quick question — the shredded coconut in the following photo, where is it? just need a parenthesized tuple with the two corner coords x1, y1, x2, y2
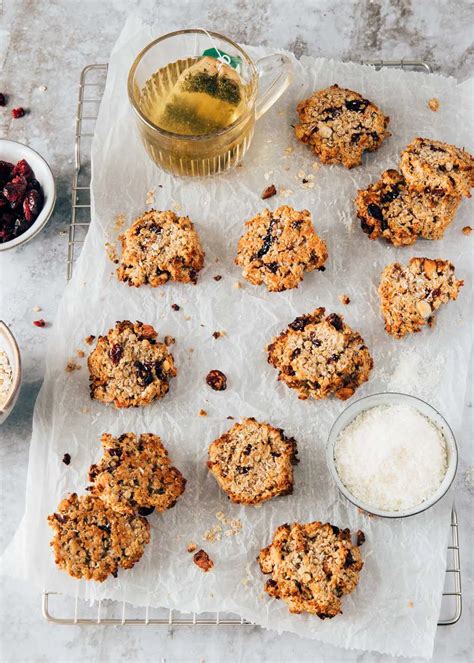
(335, 404, 448, 511)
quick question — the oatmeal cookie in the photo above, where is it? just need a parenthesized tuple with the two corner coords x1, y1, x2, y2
(116, 210, 205, 287)
(88, 433, 186, 516)
(258, 521, 363, 618)
(47, 493, 150, 582)
(207, 418, 298, 505)
(355, 169, 461, 246)
(235, 206, 328, 292)
(295, 84, 390, 168)
(88, 320, 177, 408)
(267, 308, 373, 401)
(400, 138, 474, 198)
(378, 257, 464, 338)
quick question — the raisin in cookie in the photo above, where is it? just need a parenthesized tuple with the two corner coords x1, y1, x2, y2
(267, 308, 373, 401)
(47, 493, 150, 582)
(235, 206, 327, 292)
(88, 433, 186, 516)
(295, 84, 390, 168)
(258, 521, 363, 618)
(378, 257, 464, 338)
(88, 321, 177, 408)
(400, 138, 474, 198)
(207, 418, 298, 505)
(355, 169, 461, 246)
(116, 210, 205, 287)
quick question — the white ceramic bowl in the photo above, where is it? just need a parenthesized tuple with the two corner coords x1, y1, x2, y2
(0, 138, 56, 251)
(0, 321, 22, 424)
(326, 392, 458, 518)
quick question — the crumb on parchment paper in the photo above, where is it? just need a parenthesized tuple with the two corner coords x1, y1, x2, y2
(462, 226, 472, 235)
(193, 549, 214, 572)
(187, 542, 197, 553)
(85, 335, 95, 345)
(105, 242, 118, 264)
(428, 98, 440, 111)
(113, 213, 126, 230)
(339, 294, 351, 305)
(66, 360, 81, 373)
(199, 409, 207, 417)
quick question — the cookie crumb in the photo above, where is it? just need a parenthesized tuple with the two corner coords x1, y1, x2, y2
(212, 331, 225, 339)
(204, 524, 222, 542)
(184, 315, 191, 321)
(213, 275, 222, 281)
(206, 370, 227, 391)
(145, 189, 155, 205)
(233, 281, 242, 289)
(427, 98, 440, 112)
(408, 600, 414, 608)
(356, 530, 365, 546)
(187, 542, 197, 553)
(171, 304, 180, 311)
(32, 305, 42, 312)
(113, 213, 126, 231)
(261, 184, 277, 200)
(284, 146, 293, 155)
(199, 409, 208, 417)
(339, 294, 351, 305)
(226, 415, 234, 420)
(105, 242, 119, 264)
(164, 335, 175, 346)
(62, 453, 71, 466)
(66, 360, 81, 372)
(193, 549, 214, 572)
(76, 350, 85, 358)
(462, 225, 472, 235)
(85, 335, 96, 345)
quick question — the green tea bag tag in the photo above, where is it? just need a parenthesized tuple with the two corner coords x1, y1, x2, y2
(202, 47, 242, 72)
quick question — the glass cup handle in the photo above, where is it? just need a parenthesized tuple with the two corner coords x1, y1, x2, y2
(254, 54, 293, 120)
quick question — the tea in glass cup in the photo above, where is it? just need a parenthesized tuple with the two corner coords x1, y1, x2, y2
(128, 30, 292, 177)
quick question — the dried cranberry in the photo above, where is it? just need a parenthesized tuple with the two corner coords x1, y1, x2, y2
(138, 506, 155, 517)
(327, 313, 343, 331)
(261, 184, 277, 199)
(134, 360, 154, 385)
(345, 99, 368, 112)
(171, 304, 180, 311)
(13, 217, 30, 236)
(0, 161, 13, 185)
(13, 159, 33, 181)
(109, 344, 123, 364)
(356, 530, 366, 546)
(0, 93, 6, 106)
(289, 315, 310, 332)
(23, 189, 42, 222)
(11, 107, 25, 119)
(380, 188, 400, 204)
(62, 453, 71, 465)
(33, 319, 46, 327)
(206, 369, 227, 391)
(27, 178, 42, 192)
(360, 218, 374, 235)
(367, 203, 384, 222)
(256, 219, 275, 258)
(3, 176, 27, 208)
(266, 262, 279, 273)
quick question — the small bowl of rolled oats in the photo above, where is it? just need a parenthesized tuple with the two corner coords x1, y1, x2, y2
(0, 321, 21, 424)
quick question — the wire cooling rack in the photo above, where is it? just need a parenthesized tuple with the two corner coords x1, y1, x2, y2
(46, 61, 462, 627)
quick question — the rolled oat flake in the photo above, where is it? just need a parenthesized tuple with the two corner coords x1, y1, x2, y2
(335, 404, 448, 511)
(0, 350, 13, 409)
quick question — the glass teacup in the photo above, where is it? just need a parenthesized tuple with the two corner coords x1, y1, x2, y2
(128, 29, 292, 177)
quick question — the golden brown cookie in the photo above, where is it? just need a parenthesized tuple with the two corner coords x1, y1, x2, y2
(207, 418, 298, 505)
(117, 210, 205, 287)
(88, 433, 186, 516)
(47, 493, 150, 582)
(295, 84, 390, 168)
(235, 206, 327, 292)
(355, 169, 461, 246)
(267, 308, 373, 401)
(88, 321, 177, 408)
(258, 521, 364, 618)
(378, 257, 464, 338)
(400, 138, 474, 198)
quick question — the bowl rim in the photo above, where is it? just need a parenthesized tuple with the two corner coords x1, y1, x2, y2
(326, 391, 458, 519)
(0, 138, 57, 252)
(0, 320, 22, 416)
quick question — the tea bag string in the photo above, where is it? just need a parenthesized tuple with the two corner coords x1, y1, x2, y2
(195, 28, 232, 69)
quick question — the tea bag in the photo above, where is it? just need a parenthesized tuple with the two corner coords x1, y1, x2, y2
(158, 56, 246, 135)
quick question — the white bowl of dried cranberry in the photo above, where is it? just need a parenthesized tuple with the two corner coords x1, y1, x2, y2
(0, 138, 56, 251)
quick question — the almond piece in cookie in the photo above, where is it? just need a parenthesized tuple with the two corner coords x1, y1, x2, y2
(235, 206, 327, 292)
(378, 257, 464, 338)
(295, 84, 390, 168)
(207, 418, 298, 505)
(258, 521, 363, 617)
(117, 209, 205, 287)
(267, 308, 373, 400)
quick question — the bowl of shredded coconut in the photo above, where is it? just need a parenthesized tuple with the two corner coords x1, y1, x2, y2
(0, 321, 21, 424)
(327, 392, 458, 518)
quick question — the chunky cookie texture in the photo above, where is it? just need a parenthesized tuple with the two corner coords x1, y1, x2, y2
(235, 206, 328, 292)
(378, 257, 464, 338)
(88, 433, 186, 516)
(355, 169, 461, 246)
(400, 138, 474, 198)
(88, 321, 177, 408)
(258, 521, 364, 618)
(267, 308, 373, 401)
(47, 493, 150, 582)
(116, 210, 205, 287)
(295, 84, 390, 168)
(207, 418, 298, 505)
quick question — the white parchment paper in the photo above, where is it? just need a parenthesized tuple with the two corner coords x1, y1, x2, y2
(3, 17, 473, 659)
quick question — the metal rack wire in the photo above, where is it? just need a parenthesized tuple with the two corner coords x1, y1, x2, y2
(48, 60, 461, 627)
